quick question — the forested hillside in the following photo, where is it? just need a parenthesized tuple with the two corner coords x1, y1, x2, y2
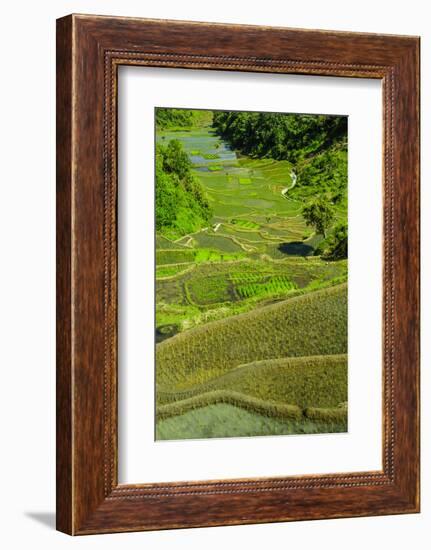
(155, 140, 212, 239)
(156, 108, 212, 130)
(212, 111, 346, 163)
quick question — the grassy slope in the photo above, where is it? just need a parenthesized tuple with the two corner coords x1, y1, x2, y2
(157, 354, 347, 409)
(157, 389, 347, 425)
(157, 390, 302, 421)
(156, 403, 347, 440)
(156, 354, 347, 433)
(156, 283, 347, 389)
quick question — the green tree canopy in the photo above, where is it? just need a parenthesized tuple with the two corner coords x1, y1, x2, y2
(155, 140, 212, 239)
(319, 222, 348, 260)
(301, 198, 335, 238)
(156, 108, 213, 130)
(155, 108, 195, 129)
(212, 110, 347, 164)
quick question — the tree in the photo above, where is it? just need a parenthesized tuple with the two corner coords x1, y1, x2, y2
(212, 110, 347, 165)
(323, 222, 348, 259)
(160, 139, 191, 180)
(155, 108, 194, 129)
(155, 140, 212, 239)
(301, 198, 335, 238)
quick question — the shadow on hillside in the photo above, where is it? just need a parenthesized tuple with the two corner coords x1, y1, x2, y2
(278, 242, 314, 257)
(156, 324, 179, 344)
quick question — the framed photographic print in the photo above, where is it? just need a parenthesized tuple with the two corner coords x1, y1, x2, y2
(56, 14, 420, 535)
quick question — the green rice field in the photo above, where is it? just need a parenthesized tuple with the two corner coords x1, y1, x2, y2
(155, 109, 348, 440)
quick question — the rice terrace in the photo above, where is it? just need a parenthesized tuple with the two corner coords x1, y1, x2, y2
(154, 107, 348, 440)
